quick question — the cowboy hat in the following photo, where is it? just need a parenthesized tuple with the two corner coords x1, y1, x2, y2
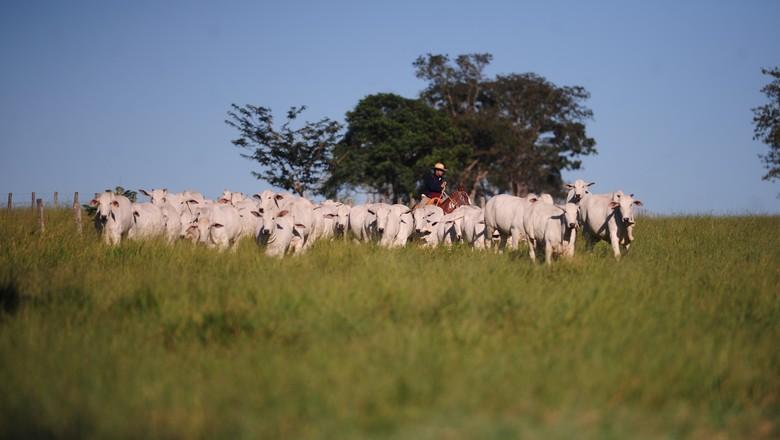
(433, 162, 447, 172)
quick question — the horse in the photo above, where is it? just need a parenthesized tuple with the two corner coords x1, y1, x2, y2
(427, 185, 472, 214)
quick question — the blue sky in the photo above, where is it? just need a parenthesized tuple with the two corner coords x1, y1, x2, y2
(1, 0, 779, 213)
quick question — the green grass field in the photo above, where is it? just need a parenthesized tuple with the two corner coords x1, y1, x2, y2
(0, 209, 778, 439)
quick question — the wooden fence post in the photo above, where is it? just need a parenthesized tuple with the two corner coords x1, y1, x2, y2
(6, 193, 11, 209)
(53, 191, 59, 207)
(31, 192, 36, 211)
(73, 192, 82, 235)
(37, 198, 45, 233)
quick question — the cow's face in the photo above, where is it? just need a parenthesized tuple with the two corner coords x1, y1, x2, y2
(609, 192, 643, 225)
(372, 205, 391, 233)
(218, 190, 232, 204)
(140, 188, 168, 205)
(562, 203, 579, 229)
(335, 205, 350, 231)
(90, 192, 116, 221)
(185, 213, 211, 244)
(565, 179, 595, 202)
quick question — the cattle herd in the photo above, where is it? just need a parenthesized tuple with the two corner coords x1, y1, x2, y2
(89, 179, 643, 263)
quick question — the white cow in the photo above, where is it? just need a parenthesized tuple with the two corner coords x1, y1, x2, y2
(232, 199, 263, 241)
(579, 191, 643, 259)
(335, 203, 351, 239)
(418, 210, 465, 248)
(218, 189, 247, 206)
(312, 201, 342, 242)
(90, 192, 134, 246)
(253, 190, 295, 215)
(484, 193, 539, 251)
(394, 208, 415, 247)
(256, 196, 315, 253)
(524, 202, 579, 264)
(565, 179, 595, 204)
(379, 204, 413, 248)
(456, 205, 487, 249)
(539, 193, 555, 205)
(179, 199, 213, 239)
(139, 189, 181, 243)
(184, 205, 214, 245)
(253, 209, 307, 257)
(412, 205, 444, 237)
(370, 203, 394, 241)
(207, 204, 243, 251)
(348, 204, 377, 242)
(128, 203, 165, 240)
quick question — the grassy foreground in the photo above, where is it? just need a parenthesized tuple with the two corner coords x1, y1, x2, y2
(0, 209, 778, 439)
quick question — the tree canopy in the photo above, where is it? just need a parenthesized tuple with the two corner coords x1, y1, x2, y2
(752, 67, 780, 183)
(322, 93, 470, 202)
(414, 53, 597, 197)
(226, 105, 342, 196)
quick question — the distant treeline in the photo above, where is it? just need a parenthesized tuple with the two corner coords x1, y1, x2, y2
(227, 53, 597, 202)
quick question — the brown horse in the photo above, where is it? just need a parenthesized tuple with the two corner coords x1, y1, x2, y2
(428, 186, 472, 214)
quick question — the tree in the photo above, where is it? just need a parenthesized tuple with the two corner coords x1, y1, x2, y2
(322, 93, 470, 202)
(414, 53, 597, 197)
(752, 67, 780, 183)
(225, 104, 342, 196)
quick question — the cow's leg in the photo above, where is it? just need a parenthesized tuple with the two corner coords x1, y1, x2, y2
(528, 239, 537, 263)
(544, 241, 553, 265)
(498, 233, 508, 253)
(510, 226, 523, 252)
(484, 224, 497, 251)
(609, 230, 621, 259)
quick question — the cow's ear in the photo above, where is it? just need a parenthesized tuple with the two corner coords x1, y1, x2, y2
(608, 201, 619, 209)
(528, 197, 538, 203)
(277, 210, 289, 217)
(250, 211, 262, 218)
(587, 181, 596, 187)
(431, 222, 438, 226)
(212, 223, 224, 228)
(367, 209, 375, 215)
(90, 199, 98, 207)
(313, 206, 321, 210)
(163, 188, 168, 193)
(294, 223, 306, 228)
(111, 200, 120, 207)
(564, 184, 574, 189)
(275, 224, 284, 230)
(324, 213, 337, 219)
(133, 211, 140, 217)
(252, 193, 262, 200)
(274, 194, 285, 200)
(139, 189, 150, 196)
(633, 200, 643, 207)
(187, 199, 199, 204)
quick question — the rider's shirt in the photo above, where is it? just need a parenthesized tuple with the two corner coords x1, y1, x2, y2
(423, 171, 446, 198)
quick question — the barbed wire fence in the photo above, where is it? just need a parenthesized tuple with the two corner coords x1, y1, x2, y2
(2, 191, 103, 210)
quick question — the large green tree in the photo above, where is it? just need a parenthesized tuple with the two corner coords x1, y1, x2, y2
(414, 53, 597, 197)
(752, 67, 780, 183)
(322, 93, 470, 202)
(226, 104, 342, 196)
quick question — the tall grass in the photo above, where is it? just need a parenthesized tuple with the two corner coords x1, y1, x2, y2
(0, 209, 778, 438)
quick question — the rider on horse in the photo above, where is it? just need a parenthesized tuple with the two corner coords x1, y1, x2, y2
(418, 162, 471, 213)
(421, 162, 447, 204)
